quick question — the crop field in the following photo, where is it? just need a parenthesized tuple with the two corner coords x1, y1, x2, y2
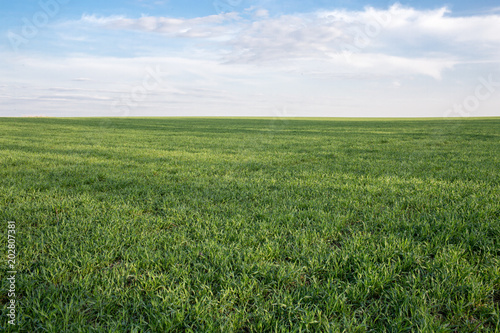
(0, 117, 499, 332)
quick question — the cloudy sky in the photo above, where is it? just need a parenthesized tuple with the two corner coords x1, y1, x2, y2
(1, 0, 500, 117)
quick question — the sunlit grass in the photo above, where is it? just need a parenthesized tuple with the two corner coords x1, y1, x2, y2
(1, 117, 499, 332)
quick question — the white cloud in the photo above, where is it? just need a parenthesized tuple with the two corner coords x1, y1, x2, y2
(73, 4, 500, 80)
(355, 4, 500, 43)
(79, 12, 240, 38)
(254, 9, 269, 18)
(227, 5, 500, 65)
(314, 54, 456, 80)
(244, 6, 269, 19)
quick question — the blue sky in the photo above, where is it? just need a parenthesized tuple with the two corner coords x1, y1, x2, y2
(1, 0, 500, 117)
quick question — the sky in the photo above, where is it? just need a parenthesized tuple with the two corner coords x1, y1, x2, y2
(1, 0, 500, 117)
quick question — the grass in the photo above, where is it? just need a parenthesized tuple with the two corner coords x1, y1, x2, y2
(0, 117, 499, 332)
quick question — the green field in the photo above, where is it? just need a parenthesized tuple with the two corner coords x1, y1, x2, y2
(1, 117, 499, 332)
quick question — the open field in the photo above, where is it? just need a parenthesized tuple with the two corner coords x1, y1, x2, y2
(0, 117, 499, 332)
